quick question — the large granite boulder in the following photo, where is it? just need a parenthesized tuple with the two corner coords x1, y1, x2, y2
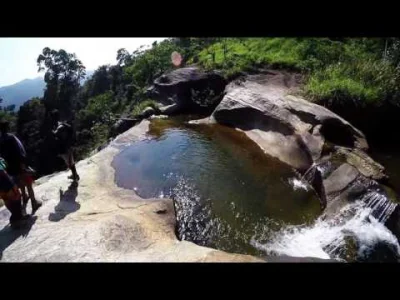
(190, 71, 391, 219)
(148, 67, 227, 115)
(210, 72, 368, 172)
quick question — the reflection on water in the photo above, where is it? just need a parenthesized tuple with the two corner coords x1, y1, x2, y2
(112, 118, 400, 261)
(113, 118, 320, 255)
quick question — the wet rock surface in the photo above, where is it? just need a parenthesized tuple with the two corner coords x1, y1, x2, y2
(324, 164, 359, 196)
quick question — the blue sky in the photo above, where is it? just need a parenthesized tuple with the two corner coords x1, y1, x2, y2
(0, 38, 165, 87)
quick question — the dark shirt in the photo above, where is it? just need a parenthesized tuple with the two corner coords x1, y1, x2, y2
(53, 122, 73, 154)
(0, 133, 27, 176)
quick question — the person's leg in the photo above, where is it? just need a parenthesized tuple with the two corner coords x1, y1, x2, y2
(20, 184, 29, 215)
(18, 168, 42, 214)
(2, 188, 27, 228)
(69, 165, 79, 181)
(60, 153, 74, 179)
(27, 183, 42, 214)
(20, 184, 29, 208)
(67, 150, 79, 181)
(12, 174, 28, 215)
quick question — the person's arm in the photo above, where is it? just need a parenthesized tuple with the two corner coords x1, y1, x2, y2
(53, 123, 64, 139)
(11, 135, 27, 165)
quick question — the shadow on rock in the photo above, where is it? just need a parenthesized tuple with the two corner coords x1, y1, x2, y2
(0, 215, 37, 260)
(49, 181, 80, 222)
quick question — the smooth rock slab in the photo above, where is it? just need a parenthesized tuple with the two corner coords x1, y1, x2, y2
(323, 163, 359, 196)
(0, 121, 263, 262)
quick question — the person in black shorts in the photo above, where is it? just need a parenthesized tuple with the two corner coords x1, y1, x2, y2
(50, 110, 80, 182)
(0, 121, 42, 214)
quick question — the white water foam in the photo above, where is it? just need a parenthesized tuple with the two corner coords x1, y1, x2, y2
(288, 178, 309, 191)
(252, 199, 400, 261)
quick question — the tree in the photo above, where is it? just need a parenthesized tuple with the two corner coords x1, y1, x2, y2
(116, 48, 132, 66)
(0, 97, 17, 129)
(77, 92, 114, 128)
(37, 47, 86, 120)
(16, 98, 48, 174)
(86, 65, 112, 98)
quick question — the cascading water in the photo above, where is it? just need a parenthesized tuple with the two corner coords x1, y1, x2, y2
(252, 189, 400, 262)
(288, 178, 309, 191)
(361, 190, 397, 223)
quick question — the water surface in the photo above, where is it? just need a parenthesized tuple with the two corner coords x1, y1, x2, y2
(112, 118, 400, 261)
(113, 118, 320, 255)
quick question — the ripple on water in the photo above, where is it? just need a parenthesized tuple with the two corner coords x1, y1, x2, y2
(111, 119, 338, 257)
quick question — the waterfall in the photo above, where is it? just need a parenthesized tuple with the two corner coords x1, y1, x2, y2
(300, 163, 317, 183)
(252, 190, 400, 262)
(287, 163, 320, 192)
(361, 190, 397, 223)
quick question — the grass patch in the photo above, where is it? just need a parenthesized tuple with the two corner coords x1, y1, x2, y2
(304, 59, 398, 107)
(196, 38, 346, 76)
(194, 38, 400, 107)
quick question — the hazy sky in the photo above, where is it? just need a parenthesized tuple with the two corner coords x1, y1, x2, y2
(0, 38, 166, 87)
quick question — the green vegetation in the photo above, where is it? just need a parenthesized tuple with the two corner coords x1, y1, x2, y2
(131, 99, 159, 117)
(2, 37, 400, 176)
(0, 97, 17, 131)
(195, 38, 400, 107)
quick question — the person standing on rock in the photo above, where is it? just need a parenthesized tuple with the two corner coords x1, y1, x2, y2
(0, 156, 29, 228)
(0, 121, 42, 214)
(50, 110, 80, 182)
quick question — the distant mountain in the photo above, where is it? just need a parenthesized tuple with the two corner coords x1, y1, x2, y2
(0, 70, 94, 110)
(0, 77, 45, 109)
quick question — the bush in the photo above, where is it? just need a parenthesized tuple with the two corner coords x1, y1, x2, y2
(131, 99, 159, 117)
(77, 91, 114, 128)
(196, 38, 400, 107)
(305, 59, 399, 107)
(196, 38, 346, 76)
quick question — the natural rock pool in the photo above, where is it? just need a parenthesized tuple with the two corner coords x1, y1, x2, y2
(113, 117, 320, 256)
(112, 117, 400, 261)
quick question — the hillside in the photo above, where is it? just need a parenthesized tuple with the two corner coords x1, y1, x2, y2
(0, 77, 45, 109)
(0, 70, 94, 110)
